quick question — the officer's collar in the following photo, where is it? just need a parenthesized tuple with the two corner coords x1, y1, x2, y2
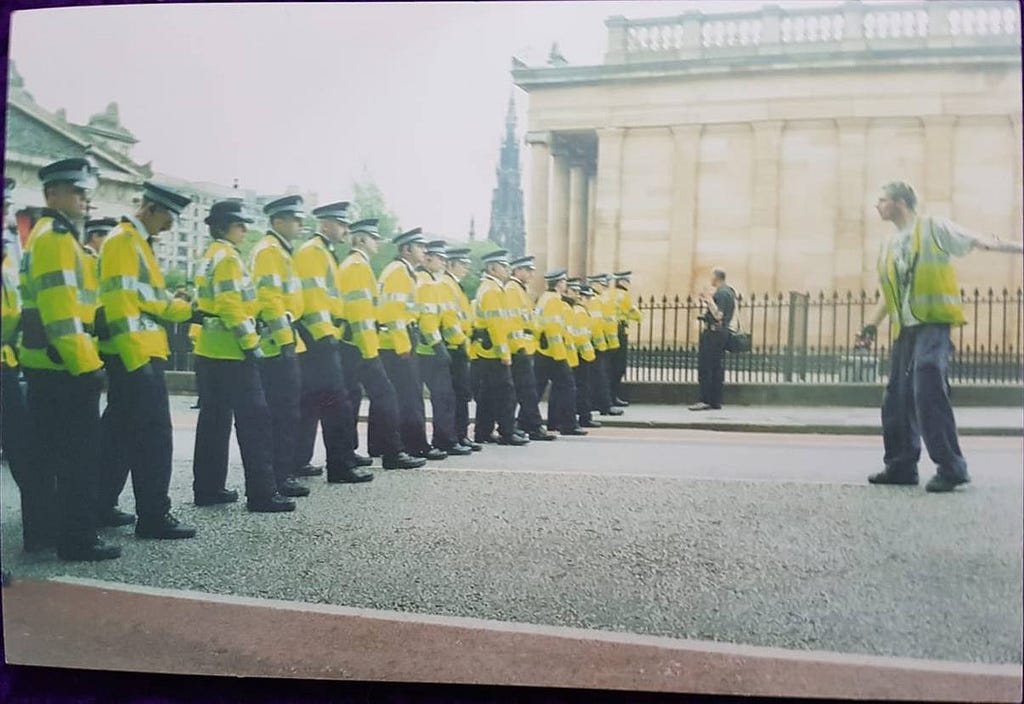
(395, 255, 417, 277)
(83, 244, 98, 256)
(508, 276, 527, 289)
(40, 208, 81, 238)
(349, 247, 370, 262)
(267, 228, 293, 253)
(482, 273, 502, 284)
(444, 270, 461, 283)
(313, 231, 333, 248)
(124, 214, 151, 241)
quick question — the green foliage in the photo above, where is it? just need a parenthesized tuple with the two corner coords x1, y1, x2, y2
(238, 229, 265, 262)
(164, 268, 188, 290)
(350, 169, 401, 241)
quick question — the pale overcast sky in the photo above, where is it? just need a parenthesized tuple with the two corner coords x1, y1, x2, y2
(9, 0, 842, 237)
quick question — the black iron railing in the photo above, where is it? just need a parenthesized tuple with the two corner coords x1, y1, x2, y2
(626, 289, 1024, 385)
(163, 288, 1024, 385)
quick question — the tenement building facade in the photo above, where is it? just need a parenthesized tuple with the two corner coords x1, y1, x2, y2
(512, 1, 1022, 299)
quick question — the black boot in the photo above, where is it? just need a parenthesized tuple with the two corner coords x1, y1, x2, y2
(278, 478, 311, 497)
(97, 507, 136, 527)
(194, 488, 239, 506)
(294, 463, 324, 477)
(247, 493, 296, 513)
(135, 513, 197, 540)
(57, 537, 122, 562)
(382, 452, 427, 470)
(327, 466, 375, 483)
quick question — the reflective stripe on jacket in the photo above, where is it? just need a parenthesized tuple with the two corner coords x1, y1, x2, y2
(503, 277, 538, 355)
(471, 275, 510, 362)
(251, 231, 305, 357)
(194, 239, 260, 360)
(337, 248, 381, 360)
(378, 258, 417, 355)
(294, 234, 342, 342)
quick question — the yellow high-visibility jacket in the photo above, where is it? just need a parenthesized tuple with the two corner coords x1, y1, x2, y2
(194, 239, 260, 360)
(414, 270, 445, 355)
(585, 297, 608, 351)
(337, 248, 381, 360)
(378, 258, 418, 356)
(503, 276, 538, 356)
(471, 274, 511, 362)
(534, 291, 568, 362)
(98, 217, 191, 371)
(436, 270, 468, 352)
(572, 302, 597, 363)
(81, 246, 100, 328)
(2, 252, 21, 368)
(294, 233, 342, 342)
(600, 288, 620, 350)
(614, 287, 642, 325)
(251, 231, 305, 358)
(18, 210, 102, 375)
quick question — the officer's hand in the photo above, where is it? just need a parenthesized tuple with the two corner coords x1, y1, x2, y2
(398, 351, 411, 359)
(501, 358, 512, 367)
(280, 342, 297, 359)
(173, 287, 191, 302)
(324, 336, 340, 348)
(243, 346, 265, 363)
(86, 368, 107, 392)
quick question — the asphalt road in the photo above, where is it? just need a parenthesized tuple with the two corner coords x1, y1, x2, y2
(2, 402, 1021, 665)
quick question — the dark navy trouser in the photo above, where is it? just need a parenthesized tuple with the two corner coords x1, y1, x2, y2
(881, 324, 968, 480)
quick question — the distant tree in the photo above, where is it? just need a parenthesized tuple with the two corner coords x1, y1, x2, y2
(238, 229, 265, 262)
(347, 168, 403, 275)
(164, 268, 187, 290)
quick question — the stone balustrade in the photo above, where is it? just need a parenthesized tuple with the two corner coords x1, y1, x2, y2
(605, 1, 1020, 63)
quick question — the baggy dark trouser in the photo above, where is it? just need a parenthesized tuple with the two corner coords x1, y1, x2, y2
(471, 357, 516, 441)
(511, 351, 544, 432)
(697, 328, 727, 407)
(96, 356, 173, 522)
(296, 338, 357, 473)
(418, 350, 458, 449)
(449, 345, 473, 441)
(191, 356, 278, 501)
(881, 324, 968, 480)
(611, 323, 628, 401)
(341, 344, 403, 458)
(590, 350, 614, 412)
(534, 354, 576, 432)
(24, 369, 100, 550)
(2, 364, 54, 548)
(379, 349, 429, 455)
(258, 352, 302, 488)
(575, 360, 594, 424)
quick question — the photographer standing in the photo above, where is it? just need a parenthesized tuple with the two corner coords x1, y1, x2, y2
(689, 268, 734, 411)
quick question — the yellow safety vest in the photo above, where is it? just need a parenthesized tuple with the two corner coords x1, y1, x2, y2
(535, 291, 568, 362)
(441, 271, 473, 357)
(572, 302, 596, 363)
(599, 289, 620, 350)
(414, 270, 444, 355)
(378, 258, 418, 355)
(194, 239, 260, 360)
(503, 277, 538, 355)
(337, 248, 381, 359)
(471, 274, 511, 362)
(294, 234, 343, 342)
(251, 231, 305, 358)
(585, 297, 608, 351)
(2, 252, 21, 368)
(432, 271, 467, 350)
(615, 287, 641, 324)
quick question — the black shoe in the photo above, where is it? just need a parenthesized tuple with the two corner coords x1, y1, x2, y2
(382, 452, 427, 470)
(867, 469, 919, 486)
(559, 427, 589, 436)
(476, 433, 501, 444)
(580, 419, 602, 428)
(194, 488, 239, 507)
(925, 473, 970, 493)
(352, 453, 374, 467)
(613, 397, 630, 407)
(57, 538, 122, 562)
(497, 434, 529, 446)
(513, 430, 529, 440)
(460, 438, 483, 452)
(247, 493, 296, 513)
(327, 466, 375, 484)
(527, 429, 557, 441)
(294, 463, 324, 477)
(416, 448, 448, 461)
(278, 478, 311, 497)
(97, 507, 136, 527)
(444, 444, 473, 456)
(601, 407, 624, 416)
(136, 513, 197, 540)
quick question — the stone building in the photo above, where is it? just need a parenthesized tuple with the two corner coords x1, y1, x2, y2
(487, 95, 527, 257)
(512, 1, 1023, 302)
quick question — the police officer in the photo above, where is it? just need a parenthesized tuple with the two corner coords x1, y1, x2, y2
(471, 249, 527, 446)
(587, 274, 623, 416)
(611, 271, 641, 405)
(535, 270, 584, 436)
(504, 255, 555, 441)
(19, 157, 117, 561)
(568, 280, 598, 430)
(378, 228, 444, 460)
(191, 200, 294, 513)
(292, 202, 372, 484)
(416, 241, 471, 455)
(336, 219, 424, 470)
(252, 195, 309, 498)
(440, 247, 481, 451)
(94, 182, 197, 539)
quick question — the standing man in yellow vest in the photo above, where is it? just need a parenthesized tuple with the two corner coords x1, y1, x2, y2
(293, 202, 372, 484)
(19, 158, 118, 561)
(611, 271, 641, 405)
(568, 280, 598, 430)
(857, 181, 1023, 492)
(472, 249, 527, 446)
(505, 255, 556, 442)
(378, 228, 444, 461)
(534, 270, 585, 436)
(337, 220, 425, 470)
(95, 182, 197, 540)
(252, 195, 309, 498)
(587, 274, 624, 416)
(440, 247, 480, 451)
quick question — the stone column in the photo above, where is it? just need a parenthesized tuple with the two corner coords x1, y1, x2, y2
(667, 124, 702, 295)
(834, 117, 869, 292)
(591, 127, 626, 276)
(586, 171, 597, 273)
(922, 115, 957, 218)
(547, 142, 571, 273)
(567, 161, 588, 277)
(747, 121, 784, 292)
(525, 132, 552, 274)
(1011, 114, 1024, 297)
